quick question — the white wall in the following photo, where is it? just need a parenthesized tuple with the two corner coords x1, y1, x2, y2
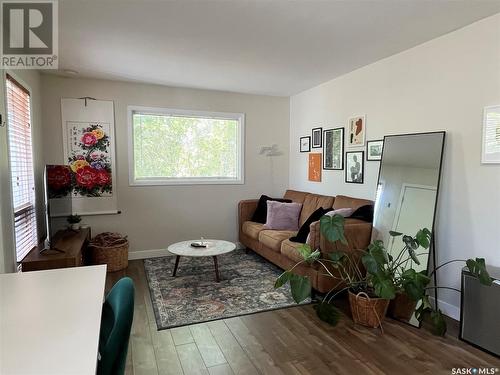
(0, 70, 44, 273)
(40, 75, 290, 255)
(289, 14, 500, 317)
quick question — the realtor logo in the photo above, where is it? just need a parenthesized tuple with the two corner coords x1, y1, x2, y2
(1, 0, 58, 68)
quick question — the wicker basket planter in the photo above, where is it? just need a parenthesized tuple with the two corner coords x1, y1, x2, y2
(348, 290, 390, 328)
(88, 232, 129, 272)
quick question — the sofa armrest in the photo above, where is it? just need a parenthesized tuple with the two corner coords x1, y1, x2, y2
(320, 222, 372, 256)
(238, 199, 259, 230)
(308, 221, 321, 250)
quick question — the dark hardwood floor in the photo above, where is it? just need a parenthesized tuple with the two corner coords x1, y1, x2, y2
(105, 260, 500, 375)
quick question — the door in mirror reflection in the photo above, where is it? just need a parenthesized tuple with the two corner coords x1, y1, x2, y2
(372, 131, 445, 327)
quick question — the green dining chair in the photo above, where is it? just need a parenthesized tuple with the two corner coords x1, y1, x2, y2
(97, 277, 135, 375)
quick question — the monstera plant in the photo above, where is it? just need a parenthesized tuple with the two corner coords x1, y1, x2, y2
(275, 215, 492, 335)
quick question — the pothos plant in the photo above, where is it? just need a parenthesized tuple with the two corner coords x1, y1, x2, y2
(275, 214, 492, 336)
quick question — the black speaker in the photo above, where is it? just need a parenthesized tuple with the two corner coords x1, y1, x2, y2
(460, 266, 500, 357)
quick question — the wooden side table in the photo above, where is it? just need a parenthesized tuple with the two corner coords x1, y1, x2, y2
(21, 228, 91, 272)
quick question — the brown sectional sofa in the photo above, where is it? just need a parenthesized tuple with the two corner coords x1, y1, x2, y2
(238, 190, 373, 293)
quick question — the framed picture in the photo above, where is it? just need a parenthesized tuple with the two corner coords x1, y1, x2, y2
(348, 116, 366, 147)
(312, 127, 322, 148)
(482, 105, 500, 163)
(308, 153, 322, 182)
(300, 136, 311, 152)
(323, 127, 344, 170)
(366, 140, 384, 161)
(345, 151, 364, 184)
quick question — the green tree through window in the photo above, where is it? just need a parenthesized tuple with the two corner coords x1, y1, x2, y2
(132, 111, 242, 183)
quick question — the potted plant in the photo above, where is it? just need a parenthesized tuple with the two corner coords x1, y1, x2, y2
(67, 214, 82, 230)
(370, 229, 433, 322)
(275, 214, 398, 329)
(275, 216, 493, 335)
(384, 230, 493, 335)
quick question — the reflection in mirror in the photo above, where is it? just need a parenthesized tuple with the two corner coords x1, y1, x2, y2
(372, 132, 445, 327)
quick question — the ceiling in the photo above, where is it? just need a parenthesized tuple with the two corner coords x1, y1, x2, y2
(53, 0, 500, 96)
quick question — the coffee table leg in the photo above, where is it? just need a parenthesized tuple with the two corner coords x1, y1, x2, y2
(172, 255, 181, 277)
(213, 256, 220, 282)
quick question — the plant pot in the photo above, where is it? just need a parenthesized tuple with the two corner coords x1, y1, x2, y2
(387, 292, 417, 322)
(71, 223, 80, 230)
(348, 290, 390, 328)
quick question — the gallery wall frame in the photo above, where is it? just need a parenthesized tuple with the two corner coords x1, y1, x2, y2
(366, 139, 384, 161)
(300, 136, 311, 152)
(345, 151, 364, 184)
(312, 127, 322, 148)
(323, 127, 344, 170)
(348, 115, 366, 147)
(482, 105, 500, 164)
(308, 153, 322, 182)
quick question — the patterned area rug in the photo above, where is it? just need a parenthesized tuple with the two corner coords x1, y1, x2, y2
(144, 249, 309, 330)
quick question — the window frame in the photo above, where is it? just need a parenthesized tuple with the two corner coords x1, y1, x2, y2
(4, 71, 38, 262)
(127, 106, 245, 186)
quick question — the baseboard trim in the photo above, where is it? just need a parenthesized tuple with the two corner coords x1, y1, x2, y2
(429, 296, 460, 321)
(128, 249, 172, 260)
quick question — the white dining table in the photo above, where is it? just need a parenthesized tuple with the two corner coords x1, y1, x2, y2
(0, 265, 107, 375)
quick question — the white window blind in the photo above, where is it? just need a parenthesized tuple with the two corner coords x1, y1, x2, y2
(6, 74, 38, 262)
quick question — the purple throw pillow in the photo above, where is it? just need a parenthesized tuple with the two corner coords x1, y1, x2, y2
(263, 201, 302, 231)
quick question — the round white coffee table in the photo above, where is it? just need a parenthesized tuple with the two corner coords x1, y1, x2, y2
(168, 239, 236, 282)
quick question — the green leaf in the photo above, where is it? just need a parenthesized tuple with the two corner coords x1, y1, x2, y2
(328, 251, 346, 263)
(289, 275, 312, 303)
(295, 245, 320, 264)
(402, 235, 418, 250)
(274, 271, 292, 289)
(401, 269, 430, 301)
(430, 309, 447, 336)
(372, 272, 396, 299)
(368, 240, 388, 265)
(305, 249, 321, 264)
(361, 253, 379, 275)
(415, 228, 431, 249)
(313, 302, 341, 326)
(297, 244, 312, 260)
(320, 214, 347, 245)
(389, 231, 403, 237)
(415, 295, 433, 322)
(407, 247, 421, 265)
(466, 258, 492, 286)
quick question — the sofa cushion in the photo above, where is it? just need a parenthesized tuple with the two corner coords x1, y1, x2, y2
(251, 195, 292, 224)
(350, 204, 374, 222)
(259, 230, 297, 252)
(290, 207, 326, 244)
(283, 190, 308, 204)
(299, 194, 335, 226)
(324, 207, 354, 218)
(281, 239, 307, 263)
(333, 195, 373, 211)
(264, 201, 302, 231)
(242, 221, 265, 240)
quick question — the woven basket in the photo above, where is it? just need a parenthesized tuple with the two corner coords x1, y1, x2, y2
(88, 232, 129, 272)
(348, 290, 390, 329)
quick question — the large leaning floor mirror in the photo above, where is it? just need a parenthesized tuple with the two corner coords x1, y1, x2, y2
(372, 131, 446, 327)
